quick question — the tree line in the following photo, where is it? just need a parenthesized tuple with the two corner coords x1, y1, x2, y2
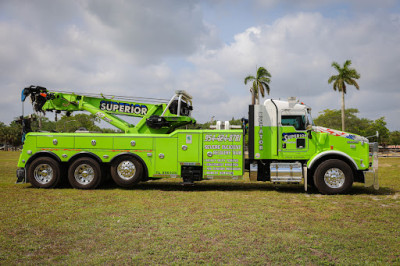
(1, 111, 398, 148)
(314, 109, 399, 145)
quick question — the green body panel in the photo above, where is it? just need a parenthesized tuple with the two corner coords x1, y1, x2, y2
(307, 130, 370, 170)
(253, 126, 278, 159)
(154, 137, 178, 177)
(113, 137, 153, 150)
(202, 130, 243, 179)
(37, 135, 74, 148)
(279, 126, 310, 160)
(178, 132, 202, 164)
(18, 129, 244, 180)
(253, 125, 369, 170)
(74, 136, 114, 149)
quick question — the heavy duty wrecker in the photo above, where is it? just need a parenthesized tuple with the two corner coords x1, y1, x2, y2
(16, 85, 378, 194)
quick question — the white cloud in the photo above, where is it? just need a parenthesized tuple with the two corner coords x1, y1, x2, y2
(0, 0, 219, 123)
(0, 0, 399, 132)
(80, 0, 220, 63)
(254, 0, 398, 11)
(183, 12, 400, 130)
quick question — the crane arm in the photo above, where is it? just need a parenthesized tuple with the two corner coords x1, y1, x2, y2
(21, 85, 196, 134)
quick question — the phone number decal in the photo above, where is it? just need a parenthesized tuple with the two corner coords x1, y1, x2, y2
(204, 134, 242, 142)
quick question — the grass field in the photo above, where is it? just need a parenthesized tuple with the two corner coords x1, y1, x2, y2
(0, 151, 399, 264)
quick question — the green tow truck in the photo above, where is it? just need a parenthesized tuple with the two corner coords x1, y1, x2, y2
(16, 86, 378, 194)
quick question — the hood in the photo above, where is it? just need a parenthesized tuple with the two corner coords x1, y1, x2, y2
(312, 126, 368, 143)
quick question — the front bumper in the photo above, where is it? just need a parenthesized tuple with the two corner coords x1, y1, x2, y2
(364, 142, 379, 190)
(16, 168, 26, 184)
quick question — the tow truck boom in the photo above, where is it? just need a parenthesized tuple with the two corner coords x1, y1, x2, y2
(21, 85, 196, 134)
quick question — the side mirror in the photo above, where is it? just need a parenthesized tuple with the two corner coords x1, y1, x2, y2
(307, 129, 312, 139)
(366, 131, 380, 140)
(306, 125, 313, 139)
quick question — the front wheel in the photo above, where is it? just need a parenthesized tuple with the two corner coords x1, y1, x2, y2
(68, 157, 102, 189)
(313, 159, 353, 194)
(111, 155, 143, 188)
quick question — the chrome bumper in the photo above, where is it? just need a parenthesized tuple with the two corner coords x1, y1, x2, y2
(364, 142, 379, 190)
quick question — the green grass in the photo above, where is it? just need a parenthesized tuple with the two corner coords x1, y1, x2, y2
(1, 151, 399, 264)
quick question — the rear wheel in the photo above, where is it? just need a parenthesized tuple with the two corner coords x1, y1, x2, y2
(111, 155, 143, 188)
(313, 159, 353, 194)
(27, 157, 61, 188)
(68, 157, 102, 189)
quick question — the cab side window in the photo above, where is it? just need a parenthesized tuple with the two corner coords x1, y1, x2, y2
(281, 115, 306, 130)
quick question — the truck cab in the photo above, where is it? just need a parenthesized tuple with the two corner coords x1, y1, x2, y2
(248, 97, 378, 194)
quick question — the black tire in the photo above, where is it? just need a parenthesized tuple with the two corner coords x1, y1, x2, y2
(110, 155, 143, 188)
(313, 159, 353, 194)
(68, 157, 102, 189)
(27, 157, 61, 188)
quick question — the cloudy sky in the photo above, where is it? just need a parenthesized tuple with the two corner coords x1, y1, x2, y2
(1, 0, 399, 130)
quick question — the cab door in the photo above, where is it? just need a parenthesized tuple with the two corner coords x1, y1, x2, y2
(279, 114, 309, 159)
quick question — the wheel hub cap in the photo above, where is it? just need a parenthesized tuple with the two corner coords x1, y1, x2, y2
(117, 161, 136, 180)
(324, 168, 345, 188)
(74, 164, 94, 185)
(34, 164, 53, 184)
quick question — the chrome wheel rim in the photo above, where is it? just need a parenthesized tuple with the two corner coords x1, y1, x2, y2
(34, 164, 53, 184)
(324, 168, 345, 188)
(117, 161, 136, 180)
(74, 164, 95, 185)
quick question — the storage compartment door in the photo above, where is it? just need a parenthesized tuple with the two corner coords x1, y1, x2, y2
(178, 133, 201, 165)
(154, 138, 178, 177)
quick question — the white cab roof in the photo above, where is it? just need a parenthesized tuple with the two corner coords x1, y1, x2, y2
(264, 99, 310, 112)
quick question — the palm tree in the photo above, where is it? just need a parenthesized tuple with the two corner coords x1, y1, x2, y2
(244, 66, 271, 105)
(328, 60, 360, 131)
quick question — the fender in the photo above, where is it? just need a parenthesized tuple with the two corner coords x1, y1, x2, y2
(307, 150, 359, 170)
(68, 151, 102, 164)
(26, 151, 61, 166)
